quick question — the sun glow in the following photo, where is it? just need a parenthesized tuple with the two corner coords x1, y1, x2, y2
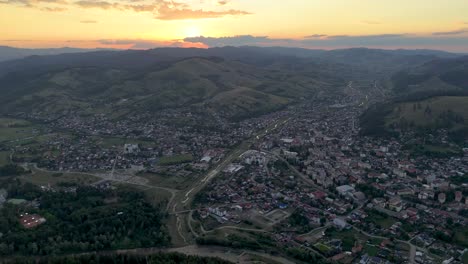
(184, 25, 201, 38)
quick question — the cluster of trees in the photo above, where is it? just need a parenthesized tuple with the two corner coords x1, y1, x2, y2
(288, 209, 312, 233)
(3, 252, 233, 264)
(196, 233, 274, 251)
(0, 183, 169, 256)
(0, 164, 28, 177)
(285, 247, 328, 264)
(355, 184, 385, 198)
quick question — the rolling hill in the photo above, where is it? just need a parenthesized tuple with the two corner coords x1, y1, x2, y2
(0, 46, 111, 62)
(391, 56, 468, 95)
(0, 52, 342, 120)
(1, 46, 464, 121)
(361, 56, 468, 140)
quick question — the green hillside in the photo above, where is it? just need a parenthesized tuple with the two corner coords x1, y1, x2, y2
(361, 96, 468, 143)
(0, 56, 341, 120)
(386, 96, 468, 129)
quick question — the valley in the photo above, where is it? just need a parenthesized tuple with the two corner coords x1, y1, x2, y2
(0, 47, 467, 264)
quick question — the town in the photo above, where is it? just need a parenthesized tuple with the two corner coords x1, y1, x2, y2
(0, 89, 467, 264)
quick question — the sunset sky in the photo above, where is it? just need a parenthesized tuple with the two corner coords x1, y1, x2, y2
(1, 0, 468, 51)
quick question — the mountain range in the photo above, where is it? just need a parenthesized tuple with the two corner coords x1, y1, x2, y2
(0, 46, 466, 121)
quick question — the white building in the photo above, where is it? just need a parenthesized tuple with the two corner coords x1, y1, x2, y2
(124, 144, 140, 154)
(336, 185, 355, 196)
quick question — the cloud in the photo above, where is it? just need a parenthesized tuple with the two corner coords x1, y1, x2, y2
(432, 28, 468, 36)
(40, 6, 66, 10)
(97, 39, 193, 49)
(74, 0, 120, 9)
(0, 0, 66, 7)
(0, 0, 251, 20)
(184, 34, 468, 50)
(80, 20, 97, 23)
(304, 34, 327, 39)
(156, 6, 250, 20)
(184, 35, 270, 46)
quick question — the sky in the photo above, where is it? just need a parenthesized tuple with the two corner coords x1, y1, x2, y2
(1, 0, 468, 52)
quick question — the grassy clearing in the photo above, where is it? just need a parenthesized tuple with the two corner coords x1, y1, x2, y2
(366, 210, 397, 229)
(386, 96, 468, 129)
(143, 187, 172, 206)
(326, 228, 369, 251)
(0, 118, 38, 142)
(0, 151, 11, 166)
(139, 172, 195, 190)
(0, 118, 32, 127)
(19, 169, 99, 186)
(158, 154, 193, 166)
(454, 226, 468, 247)
(404, 143, 462, 158)
(364, 244, 379, 256)
(463, 251, 468, 264)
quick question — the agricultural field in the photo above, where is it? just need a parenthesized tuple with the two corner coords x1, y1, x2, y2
(0, 151, 11, 166)
(0, 117, 42, 143)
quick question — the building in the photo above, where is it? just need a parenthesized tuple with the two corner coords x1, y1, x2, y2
(336, 185, 355, 196)
(388, 196, 403, 212)
(123, 144, 140, 154)
(333, 218, 348, 230)
(438, 193, 446, 204)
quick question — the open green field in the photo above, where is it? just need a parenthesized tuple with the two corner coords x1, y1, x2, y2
(0, 151, 11, 166)
(386, 96, 468, 129)
(326, 228, 371, 251)
(463, 251, 468, 264)
(454, 226, 468, 248)
(139, 171, 197, 190)
(159, 154, 194, 166)
(366, 210, 397, 229)
(403, 143, 463, 157)
(0, 118, 32, 128)
(19, 169, 99, 186)
(0, 125, 39, 143)
(364, 244, 379, 256)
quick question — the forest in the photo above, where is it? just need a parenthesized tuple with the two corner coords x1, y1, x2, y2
(1, 252, 233, 264)
(0, 180, 170, 256)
